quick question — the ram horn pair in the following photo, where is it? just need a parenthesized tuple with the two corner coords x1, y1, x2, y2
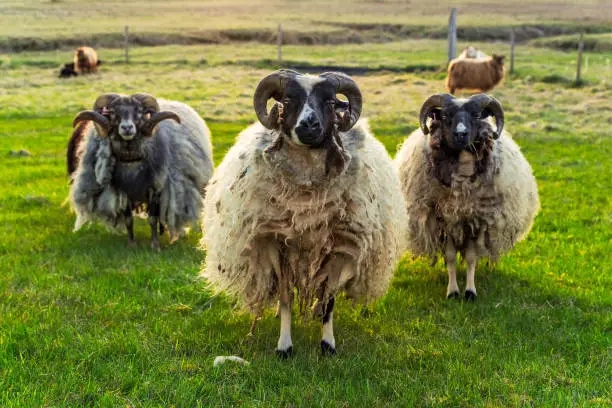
(72, 93, 181, 137)
(253, 70, 362, 132)
(419, 93, 504, 138)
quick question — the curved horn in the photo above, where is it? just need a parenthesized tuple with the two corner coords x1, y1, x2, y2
(72, 111, 110, 137)
(320, 72, 362, 132)
(419, 93, 455, 135)
(131, 93, 160, 114)
(470, 94, 504, 138)
(141, 111, 181, 137)
(253, 69, 299, 129)
(92, 93, 121, 112)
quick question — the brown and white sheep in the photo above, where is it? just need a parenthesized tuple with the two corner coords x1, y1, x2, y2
(446, 54, 505, 94)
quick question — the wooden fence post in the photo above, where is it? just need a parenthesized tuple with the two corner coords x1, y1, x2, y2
(448, 8, 457, 63)
(124, 26, 129, 65)
(277, 24, 283, 63)
(510, 29, 516, 74)
(576, 32, 584, 84)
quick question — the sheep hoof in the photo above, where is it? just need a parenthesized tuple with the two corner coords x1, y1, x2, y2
(447, 291, 460, 299)
(128, 239, 136, 248)
(151, 241, 160, 252)
(276, 347, 293, 359)
(465, 290, 477, 301)
(321, 341, 336, 356)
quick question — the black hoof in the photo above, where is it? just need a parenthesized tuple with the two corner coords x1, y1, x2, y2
(447, 291, 460, 299)
(276, 347, 293, 359)
(321, 341, 336, 356)
(465, 290, 477, 301)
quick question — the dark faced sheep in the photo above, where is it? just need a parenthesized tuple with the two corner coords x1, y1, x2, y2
(395, 93, 539, 300)
(69, 93, 214, 250)
(59, 62, 78, 78)
(446, 54, 505, 94)
(201, 70, 406, 356)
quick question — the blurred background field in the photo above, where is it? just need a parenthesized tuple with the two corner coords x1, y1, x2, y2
(0, 1, 611, 406)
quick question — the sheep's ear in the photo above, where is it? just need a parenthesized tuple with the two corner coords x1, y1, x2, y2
(421, 108, 441, 135)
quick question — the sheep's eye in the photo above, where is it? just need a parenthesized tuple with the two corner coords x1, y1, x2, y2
(283, 98, 292, 105)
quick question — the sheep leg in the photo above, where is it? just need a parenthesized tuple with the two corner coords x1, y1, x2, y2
(148, 192, 161, 251)
(276, 279, 293, 358)
(276, 299, 293, 358)
(464, 240, 478, 301)
(125, 206, 135, 247)
(445, 239, 460, 299)
(321, 296, 336, 355)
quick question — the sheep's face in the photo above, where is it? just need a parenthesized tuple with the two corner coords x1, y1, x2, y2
(439, 101, 486, 150)
(492, 54, 505, 66)
(253, 70, 362, 174)
(72, 93, 181, 163)
(420, 94, 505, 151)
(279, 76, 342, 147)
(106, 99, 149, 141)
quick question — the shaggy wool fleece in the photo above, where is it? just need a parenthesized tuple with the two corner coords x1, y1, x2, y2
(69, 100, 213, 237)
(201, 120, 406, 312)
(395, 123, 539, 260)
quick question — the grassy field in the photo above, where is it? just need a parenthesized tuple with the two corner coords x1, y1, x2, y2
(1, 2, 612, 406)
(2, 0, 611, 51)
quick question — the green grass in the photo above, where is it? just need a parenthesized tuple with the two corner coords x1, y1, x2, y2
(1, 37, 611, 407)
(531, 33, 612, 52)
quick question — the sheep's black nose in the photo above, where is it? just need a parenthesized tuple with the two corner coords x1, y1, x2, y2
(121, 124, 135, 133)
(453, 130, 467, 138)
(302, 114, 320, 130)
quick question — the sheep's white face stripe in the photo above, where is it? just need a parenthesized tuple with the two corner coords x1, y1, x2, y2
(456, 122, 467, 133)
(290, 103, 315, 145)
(295, 75, 325, 94)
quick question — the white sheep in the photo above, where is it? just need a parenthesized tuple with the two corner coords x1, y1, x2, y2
(395, 93, 539, 300)
(201, 70, 406, 356)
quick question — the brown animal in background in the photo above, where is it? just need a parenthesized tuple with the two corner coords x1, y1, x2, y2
(74, 47, 99, 74)
(445, 54, 505, 94)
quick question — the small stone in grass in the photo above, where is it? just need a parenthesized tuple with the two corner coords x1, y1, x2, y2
(213, 356, 250, 367)
(9, 149, 32, 157)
